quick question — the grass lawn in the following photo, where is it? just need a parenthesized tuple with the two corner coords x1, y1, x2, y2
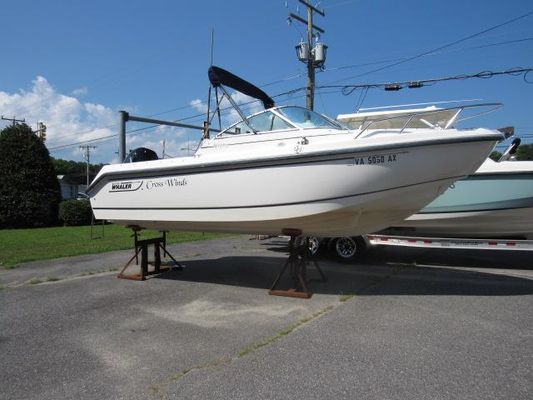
(0, 224, 229, 269)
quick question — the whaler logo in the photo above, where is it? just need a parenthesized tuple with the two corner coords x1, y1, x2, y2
(112, 182, 131, 190)
(109, 180, 142, 192)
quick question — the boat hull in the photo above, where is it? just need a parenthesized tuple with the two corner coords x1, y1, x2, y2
(391, 207, 533, 240)
(387, 169, 533, 239)
(90, 138, 497, 236)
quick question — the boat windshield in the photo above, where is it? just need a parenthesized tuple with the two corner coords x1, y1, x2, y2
(277, 106, 343, 130)
(221, 110, 296, 135)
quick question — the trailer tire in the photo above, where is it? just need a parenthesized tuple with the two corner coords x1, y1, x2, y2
(307, 236, 321, 257)
(334, 236, 366, 261)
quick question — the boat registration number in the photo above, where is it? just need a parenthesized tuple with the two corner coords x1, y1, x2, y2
(350, 152, 400, 166)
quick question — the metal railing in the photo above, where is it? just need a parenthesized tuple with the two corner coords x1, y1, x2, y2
(353, 102, 503, 139)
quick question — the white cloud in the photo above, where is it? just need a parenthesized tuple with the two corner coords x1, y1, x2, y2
(0, 77, 265, 164)
(0, 77, 127, 163)
(222, 91, 263, 126)
(192, 91, 264, 129)
(71, 86, 88, 97)
(0, 76, 116, 160)
(190, 98, 207, 113)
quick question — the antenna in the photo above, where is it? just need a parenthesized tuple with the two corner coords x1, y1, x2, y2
(210, 27, 215, 66)
(204, 27, 216, 140)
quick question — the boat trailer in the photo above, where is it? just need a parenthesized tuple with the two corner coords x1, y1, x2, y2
(117, 228, 183, 281)
(366, 234, 533, 251)
(269, 229, 327, 299)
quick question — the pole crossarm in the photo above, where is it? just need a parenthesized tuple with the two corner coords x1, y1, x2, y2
(298, 0, 325, 16)
(1, 116, 26, 126)
(289, 13, 325, 33)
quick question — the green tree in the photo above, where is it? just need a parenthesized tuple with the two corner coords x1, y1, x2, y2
(52, 157, 105, 184)
(516, 143, 533, 160)
(0, 124, 61, 228)
(489, 151, 502, 161)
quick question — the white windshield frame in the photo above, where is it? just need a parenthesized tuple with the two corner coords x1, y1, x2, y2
(217, 106, 345, 137)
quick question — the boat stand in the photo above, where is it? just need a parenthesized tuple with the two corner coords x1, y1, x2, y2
(269, 229, 327, 299)
(117, 230, 183, 281)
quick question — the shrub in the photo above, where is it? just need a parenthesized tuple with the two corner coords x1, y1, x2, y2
(59, 200, 93, 226)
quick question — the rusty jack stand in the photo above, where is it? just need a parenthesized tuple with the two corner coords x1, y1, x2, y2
(117, 230, 183, 281)
(269, 229, 327, 299)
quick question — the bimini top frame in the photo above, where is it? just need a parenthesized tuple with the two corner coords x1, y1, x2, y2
(203, 66, 275, 139)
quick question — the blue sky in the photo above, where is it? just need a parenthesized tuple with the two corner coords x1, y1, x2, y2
(1, 0, 532, 163)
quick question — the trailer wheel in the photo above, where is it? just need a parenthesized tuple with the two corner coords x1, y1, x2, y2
(307, 236, 321, 257)
(334, 236, 366, 261)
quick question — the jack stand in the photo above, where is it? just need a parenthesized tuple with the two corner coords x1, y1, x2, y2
(269, 229, 327, 299)
(117, 230, 183, 281)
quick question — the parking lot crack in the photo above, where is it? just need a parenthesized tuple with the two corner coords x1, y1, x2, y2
(148, 266, 406, 397)
(148, 303, 336, 397)
(236, 304, 335, 358)
(148, 357, 232, 397)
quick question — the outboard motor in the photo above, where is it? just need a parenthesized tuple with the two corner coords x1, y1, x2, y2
(124, 147, 159, 163)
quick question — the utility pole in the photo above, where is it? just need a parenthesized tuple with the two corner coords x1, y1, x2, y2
(37, 122, 47, 141)
(306, 4, 316, 111)
(1, 115, 25, 126)
(118, 110, 128, 163)
(290, 0, 327, 111)
(80, 145, 97, 187)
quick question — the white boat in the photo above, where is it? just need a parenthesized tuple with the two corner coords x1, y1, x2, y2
(338, 103, 532, 240)
(87, 67, 503, 236)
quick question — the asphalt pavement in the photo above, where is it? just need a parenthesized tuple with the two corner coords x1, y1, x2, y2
(0, 236, 532, 400)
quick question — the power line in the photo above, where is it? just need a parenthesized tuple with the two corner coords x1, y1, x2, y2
(323, 36, 533, 76)
(10, 9, 533, 148)
(44, 68, 310, 150)
(40, 32, 533, 143)
(44, 122, 118, 142)
(50, 134, 117, 151)
(47, 87, 309, 151)
(317, 67, 533, 95)
(325, 0, 359, 8)
(48, 64, 532, 152)
(46, 17, 533, 153)
(332, 9, 533, 81)
(28, 31, 533, 147)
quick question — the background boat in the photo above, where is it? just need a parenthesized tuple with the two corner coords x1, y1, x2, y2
(386, 157, 533, 239)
